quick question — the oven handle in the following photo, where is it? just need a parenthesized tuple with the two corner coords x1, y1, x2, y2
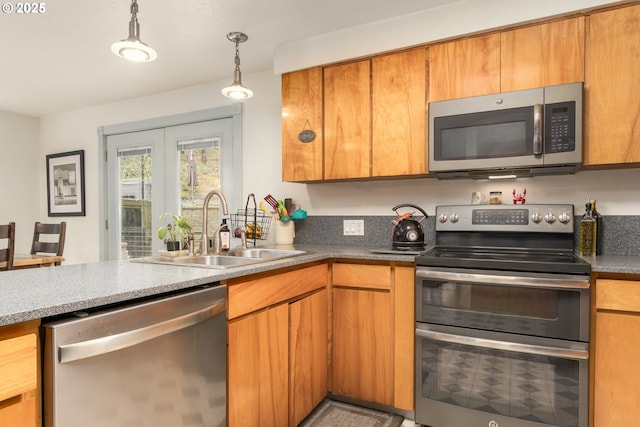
(416, 328, 588, 361)
(415, 268, 589, 290)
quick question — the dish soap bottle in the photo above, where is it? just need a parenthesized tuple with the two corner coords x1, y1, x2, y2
(220, 219, 230, 251)
(579, 202, 597, 257)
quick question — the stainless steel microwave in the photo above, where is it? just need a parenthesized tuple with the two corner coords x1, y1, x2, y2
(428, 82, 583, 179)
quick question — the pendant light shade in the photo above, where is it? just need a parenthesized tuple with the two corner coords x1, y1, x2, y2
(221, 32, 253, 99)
(111, 0, 157, 62)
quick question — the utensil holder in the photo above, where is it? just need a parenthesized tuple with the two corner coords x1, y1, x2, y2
(274, 221, 294, 244)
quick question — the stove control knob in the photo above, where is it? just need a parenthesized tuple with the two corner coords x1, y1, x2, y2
(558, 212, 572, 224)
(544, 212, 557, 224)
(531, 212, 543, 223)
(438, 213, 448, 223)
(450, 213, 459, 223)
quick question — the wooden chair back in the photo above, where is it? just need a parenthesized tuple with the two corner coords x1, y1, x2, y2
(0, 222, 16, 271)
(31, 221, 66, 265)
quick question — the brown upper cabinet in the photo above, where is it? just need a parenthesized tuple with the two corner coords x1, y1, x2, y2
(371, 49, 428, 178)
(501, 17, 585, 92)
(429, 17, 584, 102)
(282, 49, 428, 182)
(429, 33, 501, 102)
(324, 59, 372, 180)
(282, 66, 324, 182)
(584, 4, 640, 167)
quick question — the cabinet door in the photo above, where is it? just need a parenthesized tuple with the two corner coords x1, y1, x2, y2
(324, 60, 371, 179)
(595, 311, 640, 426)
(0, 320, 39, 427)
(393, 266, 415, 411)
(282, 67, 324, 182)
(585, 4, 640, 166)
(332, 287, 392, 405)
(501, 17, 585, 92)
(289, 289, 328, 427)
(228, 304, 288, 427)
(372, 49, 427, 177)
(429, 33, 501, 102)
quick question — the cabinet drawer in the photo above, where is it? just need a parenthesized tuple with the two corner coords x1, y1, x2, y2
(228, 264, 328, 319)
(0, 334, 37, 402)
(333, 263, 391, 290)
(596, 279, 640, 312)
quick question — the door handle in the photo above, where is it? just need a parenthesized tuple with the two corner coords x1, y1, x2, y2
(533, 103, 543, 155)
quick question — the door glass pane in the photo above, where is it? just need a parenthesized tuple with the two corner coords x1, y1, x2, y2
(178, 137, 222, 244)
(118, 146, 152, 259)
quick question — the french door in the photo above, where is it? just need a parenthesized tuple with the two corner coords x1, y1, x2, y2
(105, 118, 234, 260)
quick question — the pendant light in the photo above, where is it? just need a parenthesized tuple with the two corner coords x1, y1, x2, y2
(111, 0, 157, 63)
(221, 32, 253, 99)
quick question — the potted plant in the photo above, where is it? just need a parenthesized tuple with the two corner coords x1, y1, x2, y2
(157, 213, 192, 251)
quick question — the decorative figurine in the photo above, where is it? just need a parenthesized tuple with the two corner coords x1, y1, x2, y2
(512, 188, 526, 204)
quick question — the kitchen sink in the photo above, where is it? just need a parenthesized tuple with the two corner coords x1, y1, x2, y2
(163, 254, 262, 267)
(136, 248, 312, 269)
(226, 248, 309, 259)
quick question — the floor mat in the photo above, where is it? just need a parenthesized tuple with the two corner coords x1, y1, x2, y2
(298, 399, 404, 427)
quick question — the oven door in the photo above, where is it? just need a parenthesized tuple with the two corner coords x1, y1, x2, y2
(415, 323, 589, 427)
(416, 267, 590, 342)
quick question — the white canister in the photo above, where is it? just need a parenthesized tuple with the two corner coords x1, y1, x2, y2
(275, 221, 295, 244)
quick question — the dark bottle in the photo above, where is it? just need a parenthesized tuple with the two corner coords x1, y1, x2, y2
(590, 199, 603, 255)
(220, 219, 230, 251)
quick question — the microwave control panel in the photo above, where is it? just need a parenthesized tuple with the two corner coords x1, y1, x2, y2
(544, 101, 576, 153)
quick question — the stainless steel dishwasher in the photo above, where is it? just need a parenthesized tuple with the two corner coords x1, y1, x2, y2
(43, 285, 226, 427)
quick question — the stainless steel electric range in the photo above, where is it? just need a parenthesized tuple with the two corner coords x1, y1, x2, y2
(414, 204, 590, 427)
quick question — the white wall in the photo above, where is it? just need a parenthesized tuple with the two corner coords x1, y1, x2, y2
(0, 110, 40, 253)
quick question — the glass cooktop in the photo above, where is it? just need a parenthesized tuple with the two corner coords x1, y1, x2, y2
(416, 246, 591, 275)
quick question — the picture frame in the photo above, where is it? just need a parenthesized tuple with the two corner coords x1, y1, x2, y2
(46, 150, 86, 217)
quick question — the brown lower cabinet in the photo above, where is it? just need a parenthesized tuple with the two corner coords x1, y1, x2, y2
(0, 320, 40, 427)
(331, 262, 415, 411)
(227, 260, 415, 427)
(594, 277, 640, 427)
(227, 263, 328, 427)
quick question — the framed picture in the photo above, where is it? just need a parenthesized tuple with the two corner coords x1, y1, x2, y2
(46, 150, 86, 217)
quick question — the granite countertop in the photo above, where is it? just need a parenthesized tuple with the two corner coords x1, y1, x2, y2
(2, 245, 639, 327)
(586, 255, 640, 275)
(0, 245, 416, 327)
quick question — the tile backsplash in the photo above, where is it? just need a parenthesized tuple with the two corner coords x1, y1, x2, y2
(293, 215, 640, 256)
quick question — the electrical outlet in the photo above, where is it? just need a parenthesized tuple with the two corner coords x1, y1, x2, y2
(343, 219, 364, 236)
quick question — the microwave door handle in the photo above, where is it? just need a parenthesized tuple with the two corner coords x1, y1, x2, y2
(533, 103, 543, 155)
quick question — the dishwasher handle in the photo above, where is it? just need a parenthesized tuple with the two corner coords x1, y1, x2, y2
(58, 298, 226, 364)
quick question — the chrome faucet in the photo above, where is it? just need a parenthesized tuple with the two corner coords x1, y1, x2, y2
(201, 190, 230, 255)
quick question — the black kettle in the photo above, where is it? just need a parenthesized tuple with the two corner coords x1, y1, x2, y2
(391, 204, 428, 249)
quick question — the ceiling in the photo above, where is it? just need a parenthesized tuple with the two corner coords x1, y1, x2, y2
(0, 0, 454, 117)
